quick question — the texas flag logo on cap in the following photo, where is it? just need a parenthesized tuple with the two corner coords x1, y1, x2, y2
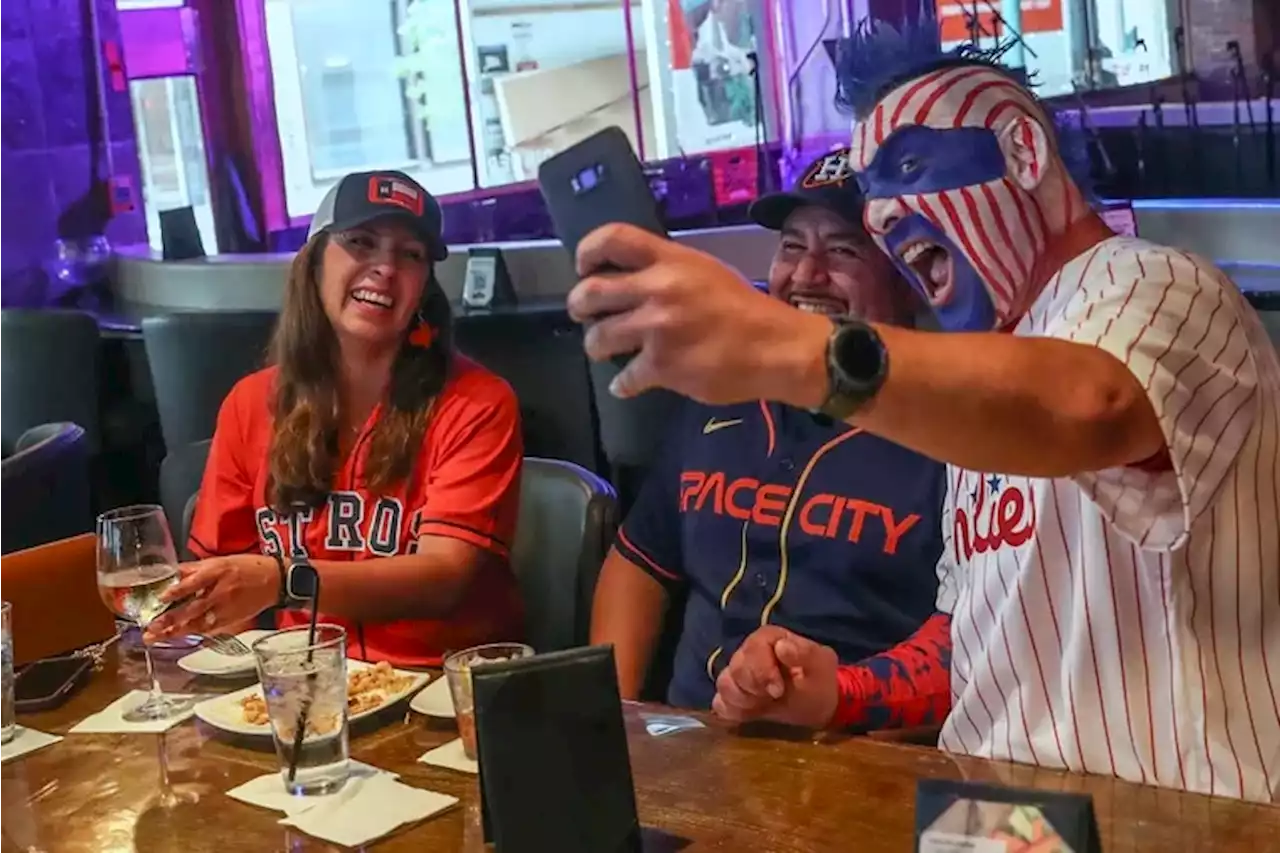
(800, 149, 853, 190)
(368, 176, 425, 216)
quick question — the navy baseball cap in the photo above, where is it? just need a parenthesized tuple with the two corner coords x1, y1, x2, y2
(748, 147, 864, 231)
(308, 170, 448, 261)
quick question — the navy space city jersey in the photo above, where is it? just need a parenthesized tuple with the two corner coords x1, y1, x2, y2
(616, 399, 945, 709)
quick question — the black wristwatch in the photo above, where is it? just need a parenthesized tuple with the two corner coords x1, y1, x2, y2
(275, 557, 319, 608)
(815, 318, 890, 420)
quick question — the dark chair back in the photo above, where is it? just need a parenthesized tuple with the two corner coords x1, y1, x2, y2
(1, 310, 102, 453)
(159, 439, 212, 557)
(511, 457, 618, 653)
(454, 313, 602, 473)
(142, 312, 277, 449)
(588, 359, 681, 513)
(1, 423, 92, 554)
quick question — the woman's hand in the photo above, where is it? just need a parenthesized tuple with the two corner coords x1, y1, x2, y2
(145, 555, 279, 642)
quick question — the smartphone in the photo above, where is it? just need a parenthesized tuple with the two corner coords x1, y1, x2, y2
(537, 125, 669, 269)
(14, 654, 93, 713)
(538, 125, 673, 387)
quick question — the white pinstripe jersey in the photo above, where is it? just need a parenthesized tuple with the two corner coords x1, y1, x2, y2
(934, 235, 1280, 802)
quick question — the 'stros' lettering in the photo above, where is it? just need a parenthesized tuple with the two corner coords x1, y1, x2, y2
(256, 491, 413, 558)
(677, 471, 920, 556)
(953, 474, 1035, 563)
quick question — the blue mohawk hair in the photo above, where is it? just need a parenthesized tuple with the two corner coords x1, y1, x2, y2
(833, 16, 1020, 120)
(832, 15, 1096, 199)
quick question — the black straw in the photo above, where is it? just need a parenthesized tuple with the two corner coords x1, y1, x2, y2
(286, 580, 321, 786)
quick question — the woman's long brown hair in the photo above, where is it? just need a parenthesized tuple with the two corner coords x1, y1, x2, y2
(265, 233, 454, 513)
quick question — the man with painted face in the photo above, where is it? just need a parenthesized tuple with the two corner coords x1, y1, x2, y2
(590, 148, 950, 733)
(567, 20, 1280, 802)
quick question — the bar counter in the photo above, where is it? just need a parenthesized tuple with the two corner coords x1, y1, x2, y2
(3, 647, 1277, 851)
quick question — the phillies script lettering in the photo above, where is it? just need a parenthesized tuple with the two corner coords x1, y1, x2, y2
(953, 474, 1035, 562)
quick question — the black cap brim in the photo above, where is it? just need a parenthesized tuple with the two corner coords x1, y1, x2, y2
(749, 189, 863, 231)
(325, 208, 449, 261)
(748, 192, 810, 230)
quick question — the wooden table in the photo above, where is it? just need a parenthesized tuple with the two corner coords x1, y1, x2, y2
(3, 645, 1278, 852)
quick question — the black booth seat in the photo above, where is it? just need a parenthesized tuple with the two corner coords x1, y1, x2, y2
(1, 422, 93, 554)
(142, 312, 279, 450)
(453, 305, 604, 475)
(2, 309, 161, 511)
(1, 310, 104, 453)
(511, 457, 618, 653)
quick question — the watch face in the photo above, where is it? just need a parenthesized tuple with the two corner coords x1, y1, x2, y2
(833, 322, 882, 384)
(287, 561, 319, 601)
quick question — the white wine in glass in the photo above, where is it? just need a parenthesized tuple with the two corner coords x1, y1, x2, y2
(96, 505, 194, 722)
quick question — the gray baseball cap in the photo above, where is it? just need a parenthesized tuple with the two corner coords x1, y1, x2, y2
(308, 170, 448, 261)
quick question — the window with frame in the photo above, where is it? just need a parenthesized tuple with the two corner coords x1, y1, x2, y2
(264, 0, 474, 219)
(935, 0, 1175, 98)
(258, 0, 777, 217)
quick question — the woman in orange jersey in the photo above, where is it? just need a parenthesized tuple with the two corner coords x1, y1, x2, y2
(147, 171, 524, 666)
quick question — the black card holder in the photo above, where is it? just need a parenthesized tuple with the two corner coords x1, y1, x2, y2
(472, 644, 642, 853)
(915, 779, 1100, 853)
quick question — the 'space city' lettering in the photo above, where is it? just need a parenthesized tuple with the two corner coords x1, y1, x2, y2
(677, 470, 922, 554)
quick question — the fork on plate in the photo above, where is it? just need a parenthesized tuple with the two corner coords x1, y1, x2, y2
(205, 634, 252, 656)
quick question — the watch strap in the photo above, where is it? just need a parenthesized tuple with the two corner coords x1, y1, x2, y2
(272, 552, 289, 608)
(817, 319, 888, 420)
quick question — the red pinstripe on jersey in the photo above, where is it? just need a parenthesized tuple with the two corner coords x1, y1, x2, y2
(935, 236, 1280, 802)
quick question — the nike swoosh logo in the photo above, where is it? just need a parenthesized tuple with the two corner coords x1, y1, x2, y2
(703, 418, 744, 434)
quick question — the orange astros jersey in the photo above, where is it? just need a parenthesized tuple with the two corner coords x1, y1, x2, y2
(188, 356, 524, 666)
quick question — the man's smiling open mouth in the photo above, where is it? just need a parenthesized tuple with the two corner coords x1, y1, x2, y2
(789, 293, 847, 316)
(898, 240, 954, 307)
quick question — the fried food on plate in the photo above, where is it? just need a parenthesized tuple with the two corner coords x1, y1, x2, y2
(239, 661, 414, 725)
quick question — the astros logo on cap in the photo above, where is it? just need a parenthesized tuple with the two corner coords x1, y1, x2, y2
(801, 149, 853, 189)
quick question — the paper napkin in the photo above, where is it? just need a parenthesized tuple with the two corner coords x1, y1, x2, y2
(418, 737, 477, 775)
(226, 761, 391, 817)
(279, 773, 459, 847)
(68, 690, 196, 734)
(1, 727, 62, 763)
(639, 712, 705, 737)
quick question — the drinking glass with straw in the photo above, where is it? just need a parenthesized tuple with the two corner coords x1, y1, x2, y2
(251, 563, 350, 796)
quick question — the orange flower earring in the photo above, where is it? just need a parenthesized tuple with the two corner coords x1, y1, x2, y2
(408, 312, 435, 348)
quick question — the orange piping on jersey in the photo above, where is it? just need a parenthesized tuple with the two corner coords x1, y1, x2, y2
(759, 401, 776, 457)
(617, 527, 680, 581)
(705, 520, 751, 683)
(760, 428, 862, 626)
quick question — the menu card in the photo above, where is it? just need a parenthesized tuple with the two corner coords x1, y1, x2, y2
(472, 645, 641, 853)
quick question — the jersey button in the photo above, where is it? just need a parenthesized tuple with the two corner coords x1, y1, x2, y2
(779, 457, 795, 472)
(754, 572, 769, 589)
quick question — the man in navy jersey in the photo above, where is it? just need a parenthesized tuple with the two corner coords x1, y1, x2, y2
(590, 148, 950, 732)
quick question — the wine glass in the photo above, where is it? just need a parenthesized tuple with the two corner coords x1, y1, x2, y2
(96, 505, 195, 722)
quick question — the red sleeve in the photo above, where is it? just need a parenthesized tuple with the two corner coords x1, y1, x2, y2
(830, 612, 952, 732)
(412, 368, 522, 559)
(188, 378, 262, 560)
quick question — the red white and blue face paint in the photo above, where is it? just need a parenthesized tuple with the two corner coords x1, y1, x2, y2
(850, 65, 1055, 331)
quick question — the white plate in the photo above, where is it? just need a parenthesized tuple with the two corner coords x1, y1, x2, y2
(177, 631, 275, 677)
(193, 661, 431, 736)
(409, 673, 456, 718)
